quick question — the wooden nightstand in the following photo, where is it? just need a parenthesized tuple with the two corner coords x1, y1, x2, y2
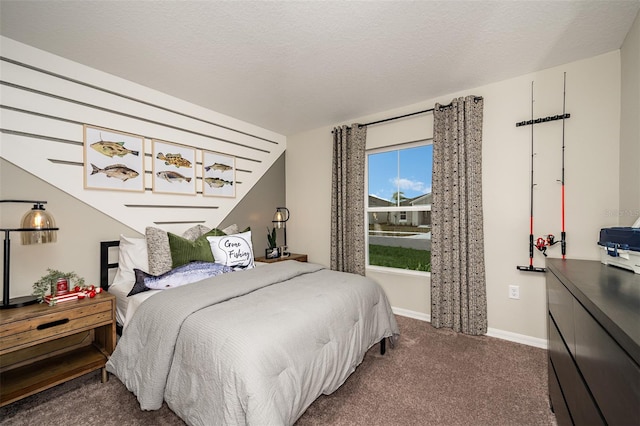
(0, 292, 116, 407)
(255, 253, 308, 263)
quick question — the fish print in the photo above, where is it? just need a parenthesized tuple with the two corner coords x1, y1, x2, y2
(157, 152, 192, 168)
(156, 170, 192, 183)
(91, 137, 139, 158)
(204, 162, 233, 173)
(128, 261, 233, 296)
(90, 163, 139, 181)
(204, 177, 233, 188)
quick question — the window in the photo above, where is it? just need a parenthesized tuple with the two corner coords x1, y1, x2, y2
(366, 142, 432, 273)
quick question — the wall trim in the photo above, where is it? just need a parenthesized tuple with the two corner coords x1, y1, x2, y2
(486, 327, 548, 349)
(391, 307, 431, 322)
(392, 307, 548, 349)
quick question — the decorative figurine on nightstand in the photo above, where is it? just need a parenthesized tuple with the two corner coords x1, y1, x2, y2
(32, 269, 86, 306)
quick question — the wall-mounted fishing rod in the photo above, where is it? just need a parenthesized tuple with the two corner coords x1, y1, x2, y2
(517, 81, 546, 273)
(516, 73, 570, 273)
(531, 73, 569, 261)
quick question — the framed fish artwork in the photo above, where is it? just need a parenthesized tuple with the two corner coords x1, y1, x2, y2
(152, 139, 196, 195)
(83, 125, 145, 192)
(202, 151, 235, 198)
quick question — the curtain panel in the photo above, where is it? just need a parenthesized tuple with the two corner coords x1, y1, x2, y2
(431, 96, 487, 335)
(331, 124, 367, 275)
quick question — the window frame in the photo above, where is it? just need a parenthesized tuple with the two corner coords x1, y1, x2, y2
(364, 139, 432, 276)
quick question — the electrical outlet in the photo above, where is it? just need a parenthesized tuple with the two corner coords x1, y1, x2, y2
(509, 285, 520, 300)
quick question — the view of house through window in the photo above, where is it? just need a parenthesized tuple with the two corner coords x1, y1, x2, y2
(366, 142, 432, 272)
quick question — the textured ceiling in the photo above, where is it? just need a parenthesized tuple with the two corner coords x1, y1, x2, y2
(1, 1, 638, 136)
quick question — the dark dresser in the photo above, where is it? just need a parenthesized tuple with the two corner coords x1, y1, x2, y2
(546, 258, 640, 425)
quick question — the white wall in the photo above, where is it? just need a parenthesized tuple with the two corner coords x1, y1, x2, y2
(620, 10, 640, 226)
(0, 36, 286, 235)
(287, 51, 622, 341)
(0, 37, 287, 301)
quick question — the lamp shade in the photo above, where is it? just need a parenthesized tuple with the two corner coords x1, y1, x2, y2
(273, 210, 286, 229)
(272, 207, 290, 229)
(21, 203, 57, 245)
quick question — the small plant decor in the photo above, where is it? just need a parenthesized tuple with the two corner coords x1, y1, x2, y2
(33, 268, 85, 306)
(265, 227, 280, 259)
(267, 227, 277, 249)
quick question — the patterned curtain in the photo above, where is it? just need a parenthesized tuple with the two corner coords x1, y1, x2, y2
(331, 124, 367, 275)
(430, 96, 487, 335)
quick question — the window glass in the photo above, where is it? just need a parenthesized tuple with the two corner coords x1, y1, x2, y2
(366, 143, 432, 273)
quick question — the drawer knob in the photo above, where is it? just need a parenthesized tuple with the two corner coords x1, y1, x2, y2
(37, 318, 69, 330)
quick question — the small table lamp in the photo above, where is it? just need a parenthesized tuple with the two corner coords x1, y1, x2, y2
(272, 207, 290, 256)
(1, 200, 59, 309)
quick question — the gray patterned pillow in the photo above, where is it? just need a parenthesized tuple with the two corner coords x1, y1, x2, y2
(146, 225, 211, 275)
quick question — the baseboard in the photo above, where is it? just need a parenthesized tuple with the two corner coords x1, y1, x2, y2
(391, 307, 431, 322)
(486, 328, 547, 349)
(392, 307, 547, 349)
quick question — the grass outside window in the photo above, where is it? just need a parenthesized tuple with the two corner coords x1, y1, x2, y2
(368, 244, 431, 272)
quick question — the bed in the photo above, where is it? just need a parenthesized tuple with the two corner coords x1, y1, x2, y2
(99, 229, 399, 426)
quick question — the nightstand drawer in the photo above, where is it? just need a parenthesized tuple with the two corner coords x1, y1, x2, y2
(0, 301, 112, 354)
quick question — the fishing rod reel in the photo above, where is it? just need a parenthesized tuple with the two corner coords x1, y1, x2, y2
(535, 234, 559, 257)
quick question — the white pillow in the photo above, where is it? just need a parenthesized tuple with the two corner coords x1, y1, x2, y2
(111, 235, 149, 291)
(206, 230, 255, 270)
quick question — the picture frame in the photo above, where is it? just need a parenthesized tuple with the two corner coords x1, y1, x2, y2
(83, 125, 145, 192)
(202, 151, 236, 198)
(152, 139, 196, 195)
(265, 247, 280, 259)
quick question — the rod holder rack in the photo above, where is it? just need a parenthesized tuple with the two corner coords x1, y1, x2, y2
(516, 113, 570, 127)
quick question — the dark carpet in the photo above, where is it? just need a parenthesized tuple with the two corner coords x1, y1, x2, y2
(0, 316, 556, 425)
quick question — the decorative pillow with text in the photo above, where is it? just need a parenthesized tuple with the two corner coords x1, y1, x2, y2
(206, 230, 255, 271)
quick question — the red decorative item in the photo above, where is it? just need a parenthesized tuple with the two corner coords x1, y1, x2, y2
(89, 290, 96, 298)
(56, 278, 69, 295)
(44, 290, 81, 304)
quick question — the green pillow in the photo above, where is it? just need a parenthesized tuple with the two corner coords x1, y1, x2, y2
(168, 228, 226, 268)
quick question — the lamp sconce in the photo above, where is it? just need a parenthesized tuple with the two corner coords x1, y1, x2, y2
(272, 207, 290, 256)
(1, 200, 59, 309)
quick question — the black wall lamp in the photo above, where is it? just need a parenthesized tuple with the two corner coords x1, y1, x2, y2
(1, 200, 59, 309)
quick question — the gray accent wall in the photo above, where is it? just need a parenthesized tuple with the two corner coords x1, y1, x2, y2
(220, 152, 286, 255)
(0, 154, 285, 300)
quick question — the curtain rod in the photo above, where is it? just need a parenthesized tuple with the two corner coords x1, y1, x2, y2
(362, 107, 434, 127)
(331, 108, 432, 133)
(331, 96, 483, 133)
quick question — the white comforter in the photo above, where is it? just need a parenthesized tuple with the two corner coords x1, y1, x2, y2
(106, 261, 399, 426)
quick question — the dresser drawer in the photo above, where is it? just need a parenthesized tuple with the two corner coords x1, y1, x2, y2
(548, 356, 572, 426)
(547, 272, 576, 357)
(0, 301, 113, 354)
(574, 299, 640, 426)
(548, 315, 604, 426)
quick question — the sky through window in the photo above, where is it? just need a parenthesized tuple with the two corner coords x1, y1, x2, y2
(368, 145, 432, 203)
